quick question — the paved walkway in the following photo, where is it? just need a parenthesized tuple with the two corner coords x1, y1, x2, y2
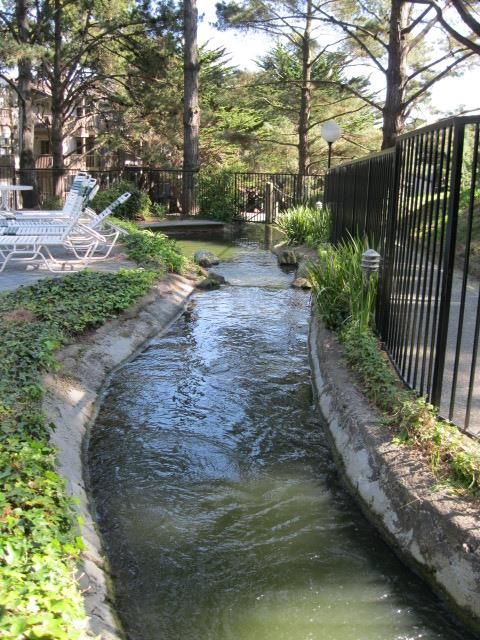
(0, 247, 137, 293)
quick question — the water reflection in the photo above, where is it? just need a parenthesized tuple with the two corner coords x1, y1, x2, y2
(89, 232, 470, 640)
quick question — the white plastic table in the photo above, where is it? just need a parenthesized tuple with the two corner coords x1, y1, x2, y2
(0, 184, 33, 214)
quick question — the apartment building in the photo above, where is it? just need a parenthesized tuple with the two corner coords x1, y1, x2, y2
(0, 82, 107, 170)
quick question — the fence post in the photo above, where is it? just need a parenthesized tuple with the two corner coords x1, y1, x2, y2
(265, 181, 274, 223)
(431, 120, 465, 408)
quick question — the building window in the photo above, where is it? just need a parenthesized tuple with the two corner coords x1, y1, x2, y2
(40, 139, 50, 155)
(75, 137, 84, 154)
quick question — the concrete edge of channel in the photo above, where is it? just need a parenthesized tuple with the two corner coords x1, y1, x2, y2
(308, 313, 480, 635)
(41, 273, 197, 639)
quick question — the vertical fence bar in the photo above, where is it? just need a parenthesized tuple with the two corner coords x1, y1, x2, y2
(415, 129, 437, 394)
(450, 122, 480, 422)
(378, 142, 401, 339)
(408, 130, 432, 386)
(431, 120, 465, 408)
(426, 126, 452, 396)
(390, 135, 416, 366)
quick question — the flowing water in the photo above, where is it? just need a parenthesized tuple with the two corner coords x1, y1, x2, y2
(89, 226, 472, 640)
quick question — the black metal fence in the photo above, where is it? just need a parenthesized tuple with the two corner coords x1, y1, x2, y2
(0, 166, 324, 220)
(220, 172, 324, 222)
(325, 116, 480, 438)
(0, 167, 192, 212)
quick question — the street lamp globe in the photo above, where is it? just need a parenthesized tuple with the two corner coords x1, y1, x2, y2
(321, 120, 342, 144)
(321, 120, 342, 169)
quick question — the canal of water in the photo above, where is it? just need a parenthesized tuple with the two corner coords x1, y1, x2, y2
(88, 226, 473, 640)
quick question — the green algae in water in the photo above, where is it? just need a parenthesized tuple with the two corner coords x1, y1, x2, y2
(176, 239, 238, 261)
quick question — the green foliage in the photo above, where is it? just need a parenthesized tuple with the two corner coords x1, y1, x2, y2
(41, 195, 63, 210)
(308, 237, 378, 332)
(0, 268, 158, 639)
(113, 219, 187, 273)
(151, 202, 168, 218)
(309, 233, 480, 493)
(276, 205, 330, 247)
(340, 324, 480, 494)
(91, 180, 152, 220)
(341, 323, 400, 411)
(198, 169, 238, 220)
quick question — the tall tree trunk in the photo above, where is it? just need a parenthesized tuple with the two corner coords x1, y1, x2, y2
(296, 0, 313, 202)
(16, 0, 39, 207)
(182, 0, 200, 216)
(298, 0, 313, 177)
(51, 0, 64, 198)
(382, 0, 409, 149)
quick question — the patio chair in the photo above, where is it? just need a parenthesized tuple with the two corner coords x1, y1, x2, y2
(0, 215, 96, 274)
(1, 191, 129, 234)
(59, 192, 131, 259)
(14, 174, 96, 220)
(0, 177, 98, 238)
(0, 229, 104, 273)
(0, 192, 131, 271)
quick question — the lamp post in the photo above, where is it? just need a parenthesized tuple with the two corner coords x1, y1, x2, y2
(321, 120, 342, 169)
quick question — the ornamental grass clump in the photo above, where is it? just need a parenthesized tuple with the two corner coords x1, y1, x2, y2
(276, 204, 330, 247)
(308, 236, 378, 333)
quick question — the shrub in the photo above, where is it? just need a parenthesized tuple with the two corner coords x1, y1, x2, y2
(112, 219, 187, 274)
(308, 236, 378, 332)
(41, 194, 63, 210)
(199, 169, 238, 221)
(91, 180, 151, 220)
(276, 204, 330, 247)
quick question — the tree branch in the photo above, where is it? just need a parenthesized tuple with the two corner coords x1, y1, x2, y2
(403, 50, 474, 106)
(410, 0, 480, 53)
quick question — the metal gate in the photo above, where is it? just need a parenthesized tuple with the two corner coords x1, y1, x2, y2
(227, 173, 324, 222)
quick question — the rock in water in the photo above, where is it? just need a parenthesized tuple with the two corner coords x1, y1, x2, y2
(291, 277, 312, 289)
(193, 250, 220, 267)
(278, 250, 298, 266)
(208, 271, 226, 284)
(196, 272, 227, 290)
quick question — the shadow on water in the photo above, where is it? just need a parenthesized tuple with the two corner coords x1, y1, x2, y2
(89, 226, 474, 640)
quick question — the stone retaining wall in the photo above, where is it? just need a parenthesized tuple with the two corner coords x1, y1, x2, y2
(309, 314, 480, 634)
(42, 274, 196, 639)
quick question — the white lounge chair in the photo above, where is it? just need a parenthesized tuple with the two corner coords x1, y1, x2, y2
(13, 174, 96, 220)
(60, 192, 131, 259)
(0, 192, 131, 271)
(0, 202, 94, 273)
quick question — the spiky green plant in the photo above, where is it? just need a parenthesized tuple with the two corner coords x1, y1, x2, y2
(308, 236, 378, 332)
(276, 205, 330, 247)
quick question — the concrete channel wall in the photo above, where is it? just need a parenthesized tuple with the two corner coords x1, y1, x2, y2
(309, 314, 480, 634)
(42, 274, 196, 639)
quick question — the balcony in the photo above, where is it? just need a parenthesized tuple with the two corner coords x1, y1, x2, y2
(35, 154, 102, 170)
